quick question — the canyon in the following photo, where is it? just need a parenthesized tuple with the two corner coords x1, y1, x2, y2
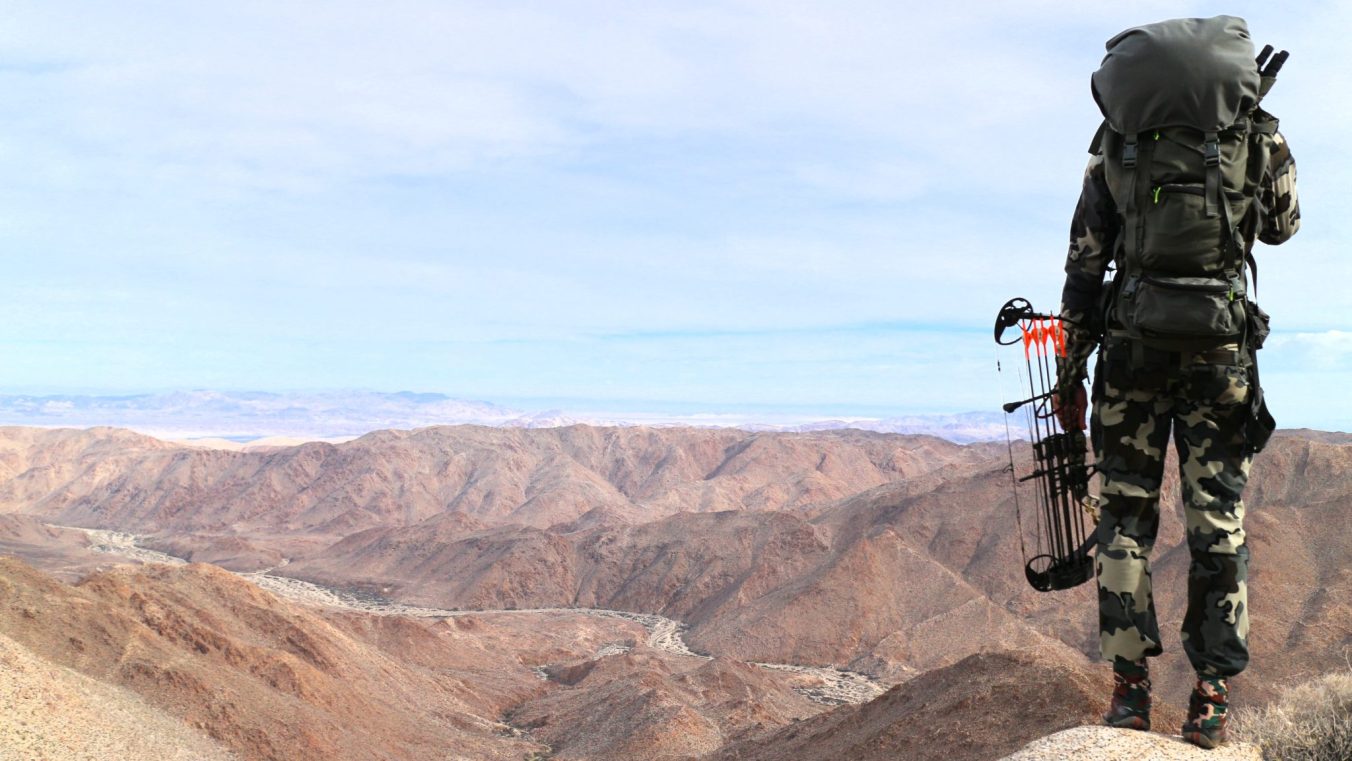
(1, 424, 1348, 759)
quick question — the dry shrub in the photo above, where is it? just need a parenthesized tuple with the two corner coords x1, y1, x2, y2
(1234, 670, 1352, 761)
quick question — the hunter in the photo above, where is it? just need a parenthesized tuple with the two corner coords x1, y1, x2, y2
(1052, 16, 1300, 750)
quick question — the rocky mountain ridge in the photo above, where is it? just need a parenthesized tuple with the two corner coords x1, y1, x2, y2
(0, 424, 1000, 534)
(1, 424, 1348, 759)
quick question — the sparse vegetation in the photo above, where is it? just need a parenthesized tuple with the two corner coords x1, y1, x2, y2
(1235, 669, 1352, 761)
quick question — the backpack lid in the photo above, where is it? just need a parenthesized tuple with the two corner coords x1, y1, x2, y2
(1091, 16, 1260, 134)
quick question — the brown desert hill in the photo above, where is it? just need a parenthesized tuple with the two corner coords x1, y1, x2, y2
(303, 608, 849, 761)
(279, 432, 1352, 710)
(510, 653, 821, 760)
(782, 434, 1352, 707)
(286, 508, 839, 614)
(274, 434, 1103, 675)
(0, 513, 99, 579)
(0, 424, 1000, 537)
(1, 424, 1347, 740)
(0, 556, 854, 761)
(712, 649, 1187, 761)
(808, 433, 1352, 707)
(0, 556, 571, 760)
(1272, 428, 1352, 445)
(0, 631, 237, 761)
(0, 425, 177, 482)
(283, 488, 1089, 682)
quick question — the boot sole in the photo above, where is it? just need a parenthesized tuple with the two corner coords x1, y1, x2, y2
(1183, 730, 1224, 749)
(1104, 715, 1150, 731)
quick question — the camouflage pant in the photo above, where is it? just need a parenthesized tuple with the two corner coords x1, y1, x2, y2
(1093, 343, 1252, 677)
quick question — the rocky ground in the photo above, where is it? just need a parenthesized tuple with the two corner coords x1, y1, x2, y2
(1000, 726, 1262, 760)
(710, 650, 1160, 761)
(0, 632, 236, 761)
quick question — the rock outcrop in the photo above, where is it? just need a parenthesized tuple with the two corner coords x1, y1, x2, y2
(1000, 725, 1262, 760)
(713, 649, 1188, 761)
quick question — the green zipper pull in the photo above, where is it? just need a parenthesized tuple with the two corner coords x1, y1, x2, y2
(1152, 186, 1162, 204)
(1153, 130, 1161, 141)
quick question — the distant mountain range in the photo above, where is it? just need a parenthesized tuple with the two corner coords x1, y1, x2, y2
(0, 390, 1009, 443)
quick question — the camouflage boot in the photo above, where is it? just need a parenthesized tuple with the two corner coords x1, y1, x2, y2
(1183, 677, 1229, 749)
(1103, 658, 1151, 731)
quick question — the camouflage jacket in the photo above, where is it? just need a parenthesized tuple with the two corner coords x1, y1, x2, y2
(1055, 130, 1301, 392)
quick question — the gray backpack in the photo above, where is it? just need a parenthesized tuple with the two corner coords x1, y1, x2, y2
(1090, 15, 1285, 351)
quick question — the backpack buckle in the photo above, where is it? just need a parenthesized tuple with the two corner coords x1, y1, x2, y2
(1120, 274, 1140, 300)
(1122, 134, 1139, 168)
(1203, 137, 1221, 167)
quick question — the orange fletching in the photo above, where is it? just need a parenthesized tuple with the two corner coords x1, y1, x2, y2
(1051, 319, 1067, 358)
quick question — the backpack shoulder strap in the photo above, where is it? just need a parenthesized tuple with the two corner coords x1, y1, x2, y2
(1251, 108, 1279, 135)
(1243, 112, 1277, 296)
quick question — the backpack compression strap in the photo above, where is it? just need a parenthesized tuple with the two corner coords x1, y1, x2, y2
(1203, 131, 1222, 220)
(1204, 129, 1246, 282)
(1114, 130, 1159, 287)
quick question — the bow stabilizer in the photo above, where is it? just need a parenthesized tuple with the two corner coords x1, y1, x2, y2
(993, 298, 1099, 592)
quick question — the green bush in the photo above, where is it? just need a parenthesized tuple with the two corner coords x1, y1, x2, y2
(1235, 671, 1352, 761)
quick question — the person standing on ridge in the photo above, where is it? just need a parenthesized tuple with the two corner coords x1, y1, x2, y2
(1051, 16, 1300, 750)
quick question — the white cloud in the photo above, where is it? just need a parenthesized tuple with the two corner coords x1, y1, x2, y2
(0, 1, 1347, 408)
(0, 2, 1115, 188)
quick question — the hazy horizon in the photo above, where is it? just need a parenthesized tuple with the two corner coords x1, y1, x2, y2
(0, 387, 1022, 443)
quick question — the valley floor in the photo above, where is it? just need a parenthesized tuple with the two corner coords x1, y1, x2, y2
(76, 525, 888, 706)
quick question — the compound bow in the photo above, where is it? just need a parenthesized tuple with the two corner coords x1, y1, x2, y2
(993, 298, 1099, 592)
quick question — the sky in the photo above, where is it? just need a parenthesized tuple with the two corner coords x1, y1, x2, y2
(1, 1, 1349, 429)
